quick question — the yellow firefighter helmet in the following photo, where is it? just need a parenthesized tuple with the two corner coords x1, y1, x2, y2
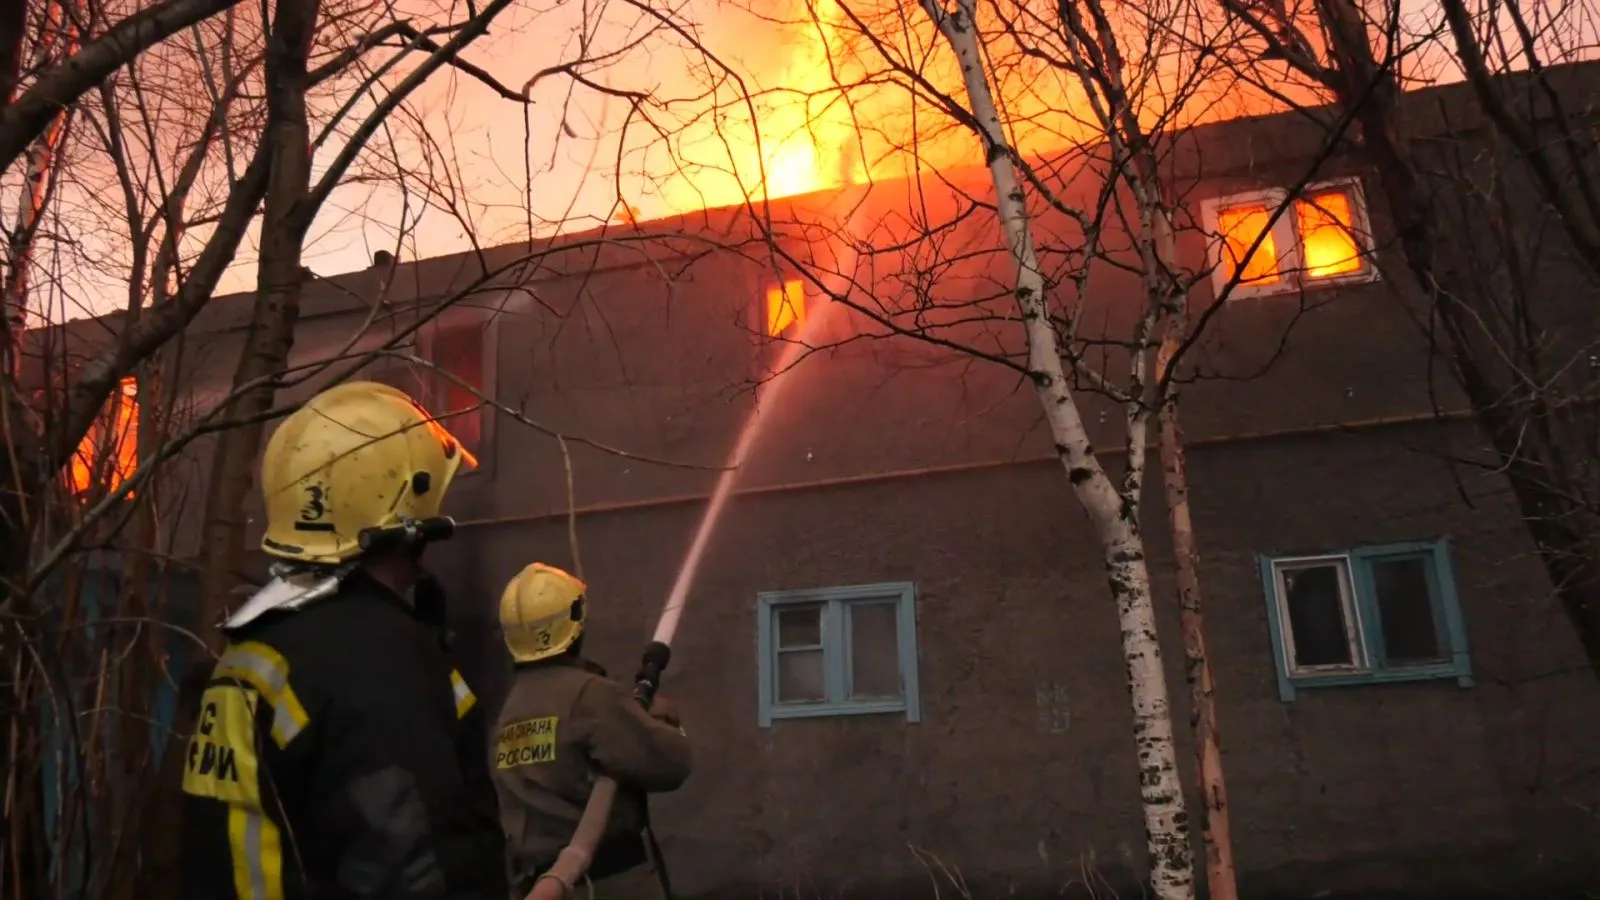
(500, 562, 587, 664)
(259, 380, 475, 565)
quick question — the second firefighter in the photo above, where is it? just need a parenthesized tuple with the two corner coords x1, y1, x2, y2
(491, 562, 692, 900)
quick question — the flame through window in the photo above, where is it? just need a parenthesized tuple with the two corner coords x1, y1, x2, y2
(766, 279, 806, 337)
(1214, 185, 1368, 289)
(68, 376, 139, 498)
(1217, 206, 1281, 286)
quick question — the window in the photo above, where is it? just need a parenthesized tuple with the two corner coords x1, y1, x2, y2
(418, 314, 492, 462)
(765, 278, 806, 338)
(67, 377, 139, 497)
(1259, 539, 1473, 701)
(1200, 177, 1377, 299)
(364, 312, 490, 469)
(756, 582, 921, 726)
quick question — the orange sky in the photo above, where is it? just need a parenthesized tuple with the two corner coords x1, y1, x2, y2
(277, 0, 1275, 295)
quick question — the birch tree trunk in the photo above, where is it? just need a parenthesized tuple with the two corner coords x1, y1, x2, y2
(1116, 114, 1238, 899)
(916, 2, 1194, 897)
(1156, 329, 1236, 900)
(2, 2, 76, 375)
(1046, 0, 1238, 880)
(1109, 61, 1239, 900)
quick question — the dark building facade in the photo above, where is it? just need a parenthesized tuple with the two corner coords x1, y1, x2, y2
(42, 63, 1600, 899)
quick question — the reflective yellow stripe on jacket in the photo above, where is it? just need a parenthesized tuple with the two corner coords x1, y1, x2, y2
(228, 806, 285, 900)
(182, 640, 305, 900)
(451, 669, 477, 719)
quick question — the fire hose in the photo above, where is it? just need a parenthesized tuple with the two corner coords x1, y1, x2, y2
(525, 602, 687, 900)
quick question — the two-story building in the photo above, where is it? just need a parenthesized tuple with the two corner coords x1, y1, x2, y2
(39, 60, 1600, 899)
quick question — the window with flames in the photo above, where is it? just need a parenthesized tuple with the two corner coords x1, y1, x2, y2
(425, 317, 488, 457)
(67, 376, 140, 498)
(765, 278, 807, 338)
(1201, 178, 1377, 298)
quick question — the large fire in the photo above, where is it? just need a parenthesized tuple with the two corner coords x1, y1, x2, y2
(637, 0, 1311, 219)
(654, 0, 874, 212)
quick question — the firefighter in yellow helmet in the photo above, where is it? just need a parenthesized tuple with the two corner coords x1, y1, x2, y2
(492, 563, 692, 900)
(178, 381, 507, 900)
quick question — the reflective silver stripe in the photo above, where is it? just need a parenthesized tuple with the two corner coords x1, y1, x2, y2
(244, 810, 267, 900)
(450, 669, 476, 718)
(217, 643, 309, 747)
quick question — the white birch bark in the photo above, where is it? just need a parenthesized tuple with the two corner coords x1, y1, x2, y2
(1157, 326, 1237, 900)
(1077, 15, 1236, 892)
(1143, 172, 1236, 900)
(914, 3, 1194, 898)
(1055, 2, 1237, 886)
(2, 4, 77, 375)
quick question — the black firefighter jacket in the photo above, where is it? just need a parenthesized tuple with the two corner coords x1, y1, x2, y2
(178, 571, 507, 900)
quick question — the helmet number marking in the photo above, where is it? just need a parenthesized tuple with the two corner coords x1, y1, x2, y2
(293, 485, 336, 533)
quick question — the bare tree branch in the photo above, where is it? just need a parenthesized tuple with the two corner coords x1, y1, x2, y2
(0, 0, 249, 171)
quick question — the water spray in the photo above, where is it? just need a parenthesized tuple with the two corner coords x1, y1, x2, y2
(528, 205, 867, 900)
(525, 320, 828, 900)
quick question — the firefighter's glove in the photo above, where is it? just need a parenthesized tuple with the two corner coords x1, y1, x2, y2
(647, 692, 681, 728)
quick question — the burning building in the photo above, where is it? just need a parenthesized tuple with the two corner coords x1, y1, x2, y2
(37, 58, 1600, 900)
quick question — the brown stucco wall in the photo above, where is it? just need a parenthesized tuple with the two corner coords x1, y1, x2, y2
(406, 122, 1600, 893)
(432, 418, 1600, 899)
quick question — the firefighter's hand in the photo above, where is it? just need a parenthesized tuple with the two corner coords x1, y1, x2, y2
(648, 692, 681, 728)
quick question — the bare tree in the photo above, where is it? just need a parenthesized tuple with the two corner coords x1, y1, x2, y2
(2, 0, 75, 375)
(648, 0, 1326, 895)
(0, 0, 727, 893)
(619, 0, 1394, 896)
(868, 4, 1199, 895)
(1215, 0, 1600, 683)
(0, 0, 255, 174)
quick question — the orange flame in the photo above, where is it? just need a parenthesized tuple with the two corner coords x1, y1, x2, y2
(1296, 191, 1362, 278)
(68, 377, 139, 498)
(766, 279, 807, 336)
(647, 0, 1306, 219)
(660, 0, 869, 212)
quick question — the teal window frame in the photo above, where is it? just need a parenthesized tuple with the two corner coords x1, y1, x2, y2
(1259, 539, 1473, 701)
(756, 582, 922, 727)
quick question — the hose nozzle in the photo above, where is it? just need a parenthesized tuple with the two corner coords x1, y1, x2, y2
(632, 641, 671, 708)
